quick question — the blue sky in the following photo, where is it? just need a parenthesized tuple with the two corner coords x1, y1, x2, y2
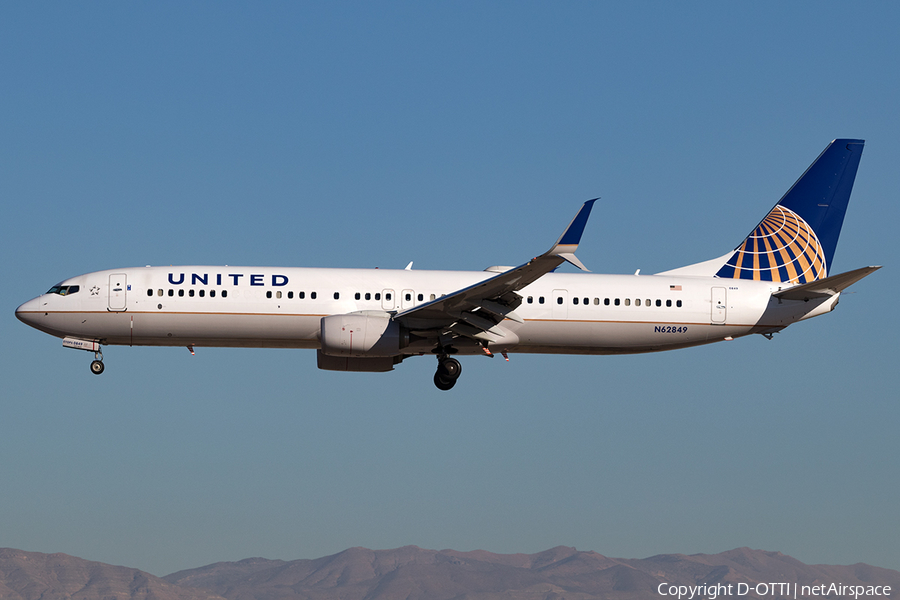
(2, 2, 897, 577)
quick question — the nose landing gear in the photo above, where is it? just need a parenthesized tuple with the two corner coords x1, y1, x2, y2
(62, 338, 106, 375)
(433, 355, 462, 391)
(90, 348, 104, 375)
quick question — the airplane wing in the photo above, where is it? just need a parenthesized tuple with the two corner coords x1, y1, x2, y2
(393, 200, 597, 343)
(772, 265, 881, 301)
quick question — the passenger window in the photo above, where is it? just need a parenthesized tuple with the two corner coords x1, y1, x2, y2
(646, 299, 651, 306)
(604, 298, 610, 306)
(635, 298, 641, 306)
(539, 296, 545, 304)
(266, 291, 272, 299)
(614, 298, 620, 306)
(677, 299, 682, 307)
(375, 293, 381, 301)
(418, 293, 424, 301)
(199, 290, 205, 297)
(624, 298, 630, 306)
(355, 292, 361, 300)
(275, 291, 281, 299)
(365, 292, 371, 300)
(334, 292, 340, 300)
(179, 289, 185, 297)
(147, 289, 153, 297)
(311, 292, 317, 299)
(573, 297, 579, 305)
(527, 296, 533, 304)
(557, 297, 563, 305)
(405, 293, 411, 301)
(222, 290, 228, 298)
(386, 293, 392, 300)
(299, 291, 305, 299)
(430, 294, 436, 300)
(158, 289, 164, 297)
(583, 297, 589, 305)
(288, 291, 294, 299)
(189, 289, 195, 297)
(211, 290, 216, 298)
(168, 289, 174, 297)
(666, 299, 672, 307)
(594, 298, 599, 305)
(656, 299, 662, 307)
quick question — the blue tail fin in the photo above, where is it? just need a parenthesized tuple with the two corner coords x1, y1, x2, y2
(715, 139, 864, 283)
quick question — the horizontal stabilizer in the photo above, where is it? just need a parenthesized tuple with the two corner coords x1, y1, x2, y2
(773, 265, 881, 301)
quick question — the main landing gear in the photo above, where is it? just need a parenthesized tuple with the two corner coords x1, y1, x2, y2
(433, 355, 462, 391)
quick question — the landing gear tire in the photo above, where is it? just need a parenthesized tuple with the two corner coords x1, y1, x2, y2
(90, 360, 105, 375)
(434, 372, 456, 391)
(434, 357, 462, 390)
(437, 357, 462, 380)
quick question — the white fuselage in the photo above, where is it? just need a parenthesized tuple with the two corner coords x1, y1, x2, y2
(15, 265, 838, 356)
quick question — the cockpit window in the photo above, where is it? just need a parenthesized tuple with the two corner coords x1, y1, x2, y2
(47, 285, 80, 296)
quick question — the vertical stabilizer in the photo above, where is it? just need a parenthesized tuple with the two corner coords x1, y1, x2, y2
(713, 139, 864, 283)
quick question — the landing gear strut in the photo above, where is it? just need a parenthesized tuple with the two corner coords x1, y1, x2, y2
(90, 349, 104, 375)
(433, 355, 462, 391)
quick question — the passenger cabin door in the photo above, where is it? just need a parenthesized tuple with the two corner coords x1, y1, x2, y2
(108, 273, 128, 311)
(711, 287, 726, 324)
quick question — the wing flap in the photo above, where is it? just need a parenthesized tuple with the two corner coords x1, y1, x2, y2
(447, 322, 503, 343)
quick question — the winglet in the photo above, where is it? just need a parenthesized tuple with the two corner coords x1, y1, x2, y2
(548, 199, 596, 271)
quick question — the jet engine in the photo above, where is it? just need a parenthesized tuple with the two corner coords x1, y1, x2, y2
(319, 311, 407, 358)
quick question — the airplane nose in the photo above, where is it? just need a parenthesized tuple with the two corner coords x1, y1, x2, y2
(15, 297, 42, 328)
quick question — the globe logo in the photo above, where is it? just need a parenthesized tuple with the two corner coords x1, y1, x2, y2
(716, 205, 826, 283)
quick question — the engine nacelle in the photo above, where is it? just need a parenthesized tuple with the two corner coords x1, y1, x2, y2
(316, 350, 401, 372)
(320, 311, 405, 358)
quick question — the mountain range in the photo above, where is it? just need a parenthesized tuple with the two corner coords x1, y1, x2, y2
(1, 546, 897, 600)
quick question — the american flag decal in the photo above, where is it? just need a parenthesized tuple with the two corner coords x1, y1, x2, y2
(670, 285, 682, 291)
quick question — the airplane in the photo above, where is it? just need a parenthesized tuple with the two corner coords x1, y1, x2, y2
(16, 139, 880, 390)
